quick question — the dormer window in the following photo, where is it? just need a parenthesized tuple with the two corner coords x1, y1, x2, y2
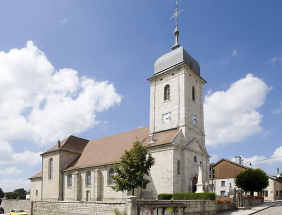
(164, 84, 170, 101)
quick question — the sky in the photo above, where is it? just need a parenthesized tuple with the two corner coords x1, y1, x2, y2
(0, 0, 281, 192)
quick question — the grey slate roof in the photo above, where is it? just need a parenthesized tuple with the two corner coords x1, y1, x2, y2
(154, 46, 200, 77)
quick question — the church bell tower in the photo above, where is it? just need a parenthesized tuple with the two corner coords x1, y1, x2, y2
(148, 2, 206, 145)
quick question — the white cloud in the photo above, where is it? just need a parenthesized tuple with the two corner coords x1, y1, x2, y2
(220, 59, 230, 66)
(0, 167, 23, 175)
(204, 73, 270, 146)
(270, 146, 282, 163)
(268, 57, 282, 66)
(239, 155, 266, 168)
(261, 129, 272, 139)
(232, 50, 237, 57)
(220, 50, 237, 66)
(0, 141, 41, 166)
(233, 146, 282, 169)
(0, 41, 122, 146)
(60, 19, 68, 24)
(11, 150, 42, 166)
(210, 154, 218, 163)
(271, 101, 282, 114)
(0, 179, 30, 192)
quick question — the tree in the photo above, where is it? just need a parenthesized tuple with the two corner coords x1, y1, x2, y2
(6, 188, 26, 199)
(235, 168, 269, 196)
(0, 188, 4, 198)
(111, 141, 155, 196)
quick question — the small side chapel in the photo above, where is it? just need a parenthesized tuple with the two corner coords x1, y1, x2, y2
(30, 3, 210, 202)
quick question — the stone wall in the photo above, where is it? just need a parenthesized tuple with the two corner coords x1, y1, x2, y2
(137, 200, 236, 215)
(1, 200, 32, 214)
(243, 198, 264, 207)
(33, 201, 126, 215)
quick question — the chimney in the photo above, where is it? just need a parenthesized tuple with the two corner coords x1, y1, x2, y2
(57, 140, 61, 148)
(235, 156, 242, 165)
(277, 168, 280, 177)
(249, 163, 252, 169)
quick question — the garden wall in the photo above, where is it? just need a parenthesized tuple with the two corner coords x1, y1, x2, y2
(1, 200, 32, 214)
(137, 200, 236, 215)
(33, 201, 126, 215)
(243, 198, 264, 207)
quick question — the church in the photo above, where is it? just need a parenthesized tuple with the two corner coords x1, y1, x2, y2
(29, 4, 210, 202)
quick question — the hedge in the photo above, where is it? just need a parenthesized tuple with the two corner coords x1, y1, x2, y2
(158, 192, 215, 200)
(158, 193, 173, 200)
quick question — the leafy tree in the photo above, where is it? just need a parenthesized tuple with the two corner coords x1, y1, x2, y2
(6, 188, 26, 199)
(0, 188, 4, 198)
(111, 141, 155, 196)
(235, 168, 269, 196)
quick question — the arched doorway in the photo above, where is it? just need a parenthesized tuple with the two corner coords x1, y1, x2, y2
(192, 176, 198, 193)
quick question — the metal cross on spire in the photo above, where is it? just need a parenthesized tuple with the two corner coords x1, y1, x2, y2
(170, 1, 183, 50)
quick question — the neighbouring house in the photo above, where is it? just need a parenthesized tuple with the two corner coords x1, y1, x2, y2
(213, 157, 282, 201)
(263, 169, 282, 201)
(26, 191, 30, 200)
(29, 23, 210, 201)
(213, 156, 249, 197)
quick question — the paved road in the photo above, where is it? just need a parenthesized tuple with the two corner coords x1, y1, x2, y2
(254, 201, 282, 215)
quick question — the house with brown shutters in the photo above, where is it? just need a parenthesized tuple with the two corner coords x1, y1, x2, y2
(29, 27, 210, 202)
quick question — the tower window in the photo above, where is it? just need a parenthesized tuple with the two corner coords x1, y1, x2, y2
(48, 158, 53, 180)
(192, 86, 196, 101)
(164, 84, 170, 101)
(177, 160, 181, 175)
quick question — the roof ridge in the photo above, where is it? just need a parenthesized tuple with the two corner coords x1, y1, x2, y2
(89, 126, 149, 141)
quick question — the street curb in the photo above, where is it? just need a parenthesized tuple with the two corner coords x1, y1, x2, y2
(248, 204, 275, 214)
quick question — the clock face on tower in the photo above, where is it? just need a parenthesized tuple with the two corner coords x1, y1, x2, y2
(191, 114, 197, 126)
(162, 112, 171, 124)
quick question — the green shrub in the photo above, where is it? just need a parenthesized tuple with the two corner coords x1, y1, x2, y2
(158, 193, 173, 200)
(158, 192, 215, 200)
(173, 192, 215, 200)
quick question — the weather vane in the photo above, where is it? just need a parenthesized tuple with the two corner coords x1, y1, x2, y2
(170, 1, 183, 50)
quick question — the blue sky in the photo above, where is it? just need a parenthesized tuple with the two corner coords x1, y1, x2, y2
(0, 0, 282, 192)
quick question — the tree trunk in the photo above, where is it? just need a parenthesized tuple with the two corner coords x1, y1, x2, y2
(132, 188, 135, 196)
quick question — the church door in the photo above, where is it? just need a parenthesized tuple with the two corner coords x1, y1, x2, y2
(192, 177, 198, 193)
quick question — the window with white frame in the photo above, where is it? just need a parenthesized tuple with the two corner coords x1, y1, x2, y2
(221, 181, 225, 187)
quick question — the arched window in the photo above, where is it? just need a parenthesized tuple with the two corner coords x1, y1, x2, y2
(177, 160, 181, 175)
(109, 168, 115, 185)
(192, 86, 196, 101)
(48, 158, 53, 180)
(164, 84, 170, 101)
(86, 171, 91, 187)
(67, 173, 72, 187)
